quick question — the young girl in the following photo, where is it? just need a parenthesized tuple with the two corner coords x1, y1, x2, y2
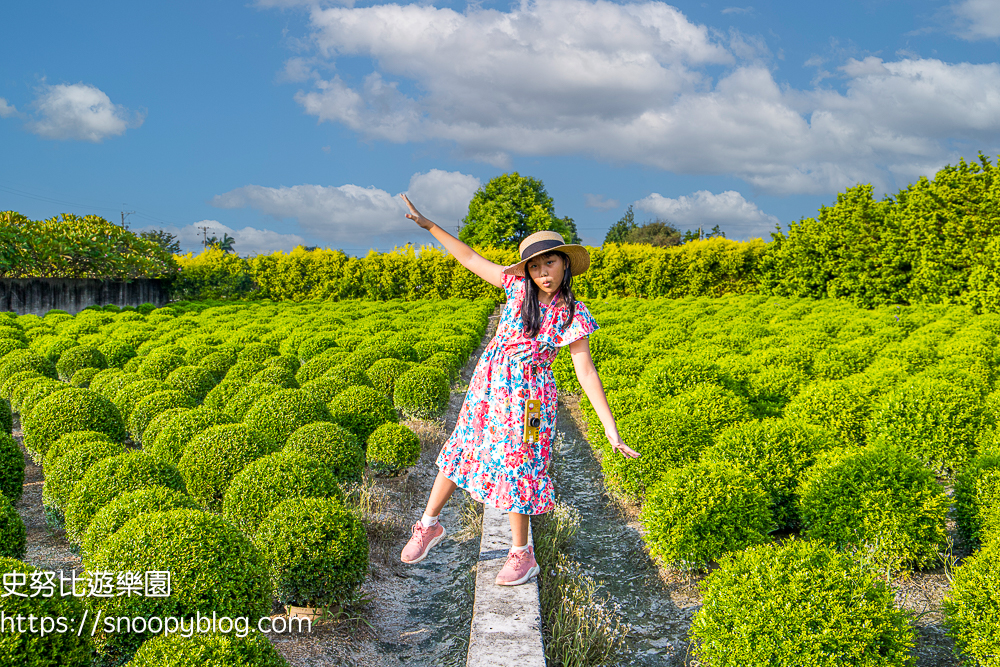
(398, 194, 640, 586)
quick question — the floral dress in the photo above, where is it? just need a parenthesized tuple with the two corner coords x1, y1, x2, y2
(436, 268, 600, 515)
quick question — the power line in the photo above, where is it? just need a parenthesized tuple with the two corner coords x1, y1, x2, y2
(0, 180, 189, 228)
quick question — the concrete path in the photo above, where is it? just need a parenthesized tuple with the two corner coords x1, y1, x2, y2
(466, 503, 546, 667)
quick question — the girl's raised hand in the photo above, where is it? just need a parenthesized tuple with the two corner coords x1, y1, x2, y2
(606, 428, 640, 458)
(400, 193, 434, 230)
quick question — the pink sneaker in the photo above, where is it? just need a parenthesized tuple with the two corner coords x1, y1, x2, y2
(495, 546, 540, 586)
(400, 521, 446, 564)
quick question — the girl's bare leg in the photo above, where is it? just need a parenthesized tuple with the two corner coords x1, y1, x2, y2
(509, 511, 529, 548)
(424, 471, 458, 517)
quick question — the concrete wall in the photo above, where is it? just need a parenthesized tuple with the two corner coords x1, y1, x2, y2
(0, 278, 170, 316)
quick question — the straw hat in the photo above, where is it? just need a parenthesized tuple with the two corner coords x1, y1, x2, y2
(502, 230, 590, 277)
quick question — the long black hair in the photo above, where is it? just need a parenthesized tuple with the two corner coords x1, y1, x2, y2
(520, 250, 577, 339)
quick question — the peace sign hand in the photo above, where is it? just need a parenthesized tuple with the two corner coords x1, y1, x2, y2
(400, 194, 434, 230)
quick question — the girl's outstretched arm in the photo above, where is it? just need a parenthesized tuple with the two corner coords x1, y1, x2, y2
(400, 193, 505, 288)
(568, 338, 640, 458)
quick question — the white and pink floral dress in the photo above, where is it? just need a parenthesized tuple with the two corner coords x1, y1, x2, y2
(436, 269, 599, 515)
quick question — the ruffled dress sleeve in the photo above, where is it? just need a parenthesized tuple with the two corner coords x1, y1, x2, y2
(501, 269, 523, 301)
(554, 301, 599, 348)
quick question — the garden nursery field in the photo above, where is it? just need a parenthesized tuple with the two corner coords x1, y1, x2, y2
(0, 291, 998, 666)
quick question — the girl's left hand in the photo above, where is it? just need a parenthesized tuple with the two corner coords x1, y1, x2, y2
(606, 428, 640, 458)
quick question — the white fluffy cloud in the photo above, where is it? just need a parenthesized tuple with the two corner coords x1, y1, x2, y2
(148, 221, 307, 256)
(25, 83, 143, 142)
(953, 0, 1000, 40)
(281, 0, 1000, 195)
(585, 194, 620, 210)
(210, 169, 480, 245)
(634, 190, 780, 240)
(0, 98, 18, 119)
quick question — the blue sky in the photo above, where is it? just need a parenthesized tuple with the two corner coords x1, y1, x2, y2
(2, 0, 999, 256)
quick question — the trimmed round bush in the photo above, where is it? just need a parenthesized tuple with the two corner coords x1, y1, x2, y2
(784, 379, 871, 448)
(298, 333, 339, 361)
(249, 365, 298, 389)
(128, 390, 197, 445)
(224, 360, 265, 384)
(0, 398, 9, 435)
(150, 408, 233, 465)
(365, 357, 414, 398)
(604, 407, 713, 502)
(295, 349, 350, 384)
(199, 350, 235, 378)
(0, 556, 92, 665)
(692, 538, 915, 667)
(43, 438, 128, 520)
(227, 383, 281, 421)
(867, 376, 990, 473)
(36, 335, 79, 363)
(113, 377, 171, 421)
(166, 365, 218, 401)
(203, 377, 245, 412)
(222, 451, 342, 538)
(672, 383, 754, 436)
(130, 631, 289, 667)
(179, 424, 278, 512)
(238, 342, 278, 364)
(639, 356, 732, 397)
(954, 452, 1000, 549)
(704, 418, 836, 528)
(640, 458, 773, 571)
(255, 497, 368, 606)
(367, 422, 421, 476)
(64, 450, 185, 545)
(300, 377, 349, 406)
(142, 407, 192, 456)
(393, 365, 449, 420)
(0, 349, 57, 388)
(137, 351, 186, 380)
(85, 509, 271, 663)
(243, 389, 332, 447)
(943, 541, 1000, 667)
(55, 344, 106, 381)
(70, 366, 102, 387)
(286, 422, 365, 483)
(22, 387, 125, 462)
(82, 486, 199, 561)
(330, 385, 399, 442)
(98, 338, 137, 368)
(797, 443, 950, 573)
(0, 369, 42, 401)
(421, 351, 461, 385)
(16, 378, 70, 421)
(0, 495, 26, 558)
(88, 368, 126, 399)
(0, 433, 24, 504)
(0, 339, 25, 360)
(264, 354, 300, 374)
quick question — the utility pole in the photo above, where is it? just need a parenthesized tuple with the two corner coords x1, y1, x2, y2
(198, 225, 211, 248)
(121, 206, 135, 230)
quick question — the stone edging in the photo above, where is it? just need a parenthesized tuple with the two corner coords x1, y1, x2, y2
(466, 503, 546, 667)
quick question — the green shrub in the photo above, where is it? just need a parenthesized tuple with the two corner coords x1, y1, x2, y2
(222, 451, 342, 538)
(943, 541, 1000, 667)
(330, 385, 399, 442)
(704, 419, 836, 528)
(954, 452, 1000, 549)
(0, 339, 25, 359)
(0, 369, 41, 401)
(203, 377, 245, 412)
(0, 495, 25, 559)
(64, 450, 185, 545)
(264, 353, 300, 374)
(82, 486, 199, 562)
(123, 356, 142, 372)
(0, 433, 24, 504)
(639, 356, 732, 397)
(672, 383, 753, 436)
(867, 376, 990, 473)
(88, 368, 126, 399)
(255, 496, 368, 607)
(142, 407, 192, 456)
(227, 383, 281, 421)
(179, 424, 278, 512)
(784, 379, 871, 447)
(285, 422, 365, 483)
(16, 378, 70, 420)
(55, 344, 106, 381)
(298, 333, 340, 361)
(243, 388, 332, 447)
(797, 443, 949, 573)
(70, 366, 102, 387)
(604, 407, 712, 502)
(166, 365, 218, 401)
(199, 350, 235, 378)
(149, 408, 233, 465)
(85, 509, 270, 663)
(128, 390, 197, 445)
(37, 335, 79, 363)
(294, 349, 349, 384)
(21, 387, 125, 462)
(0, 398, 9, 436)
(42, 438, 128, 523)
(0, 349, 57, 388)
(746, 364, 807, 417)
(97, 339, 136, 368)
(691, 538, 915, 667)
(138, 351, 186, 380)
(0, 556, 92, 666)
(367, 422, 421, 476)
(421, 351, 461, 385)
(393, 365, 448, 420)
(249, 365, 298, 389)
(640, 458, 772, 571)
(300, 377, 351, 406)
(113, 377, 171, 422)
(238, 341, 278, 364)
(365, 357, 413, 398)
(129, 631, 289, 667)
(224, 360, 264, 384)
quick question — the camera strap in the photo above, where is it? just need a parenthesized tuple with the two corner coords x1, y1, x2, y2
(526, 298, 557, 402)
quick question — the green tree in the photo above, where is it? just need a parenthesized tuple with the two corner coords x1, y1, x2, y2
(139, 229, 181, 254)
(206, 233, 236, 254)
(625, 219, 682, 247)
(605, 205, 637, 245)
(459, 173, 579, 251)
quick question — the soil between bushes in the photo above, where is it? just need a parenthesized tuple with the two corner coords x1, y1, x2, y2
(13, 306, 501, 667)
